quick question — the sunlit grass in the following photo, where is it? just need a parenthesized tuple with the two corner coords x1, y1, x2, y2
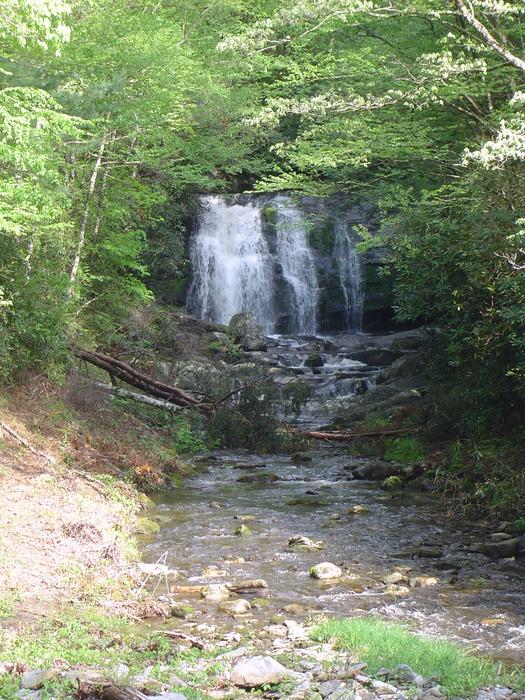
(311, 617, 525, 697)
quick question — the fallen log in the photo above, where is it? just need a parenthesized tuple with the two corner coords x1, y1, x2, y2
(90, 381, 183, 413)
(102, 687, 148, 700)
(73, 346, 213, 415)
(296, 427, 421, 442)
(73, 346, 421, 442)
(160, 630, 206, 649)
(0, 420, 58, 464)
(227, 579, 268, 593)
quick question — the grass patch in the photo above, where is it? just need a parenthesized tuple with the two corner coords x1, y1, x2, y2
(384, 436, 425, 465)
(0, 595, 15, 619)
(0, 609, 215, 699)
(311, 617, 525, 697)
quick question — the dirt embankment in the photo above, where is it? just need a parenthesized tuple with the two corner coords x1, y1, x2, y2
(0, 380, 168, 627)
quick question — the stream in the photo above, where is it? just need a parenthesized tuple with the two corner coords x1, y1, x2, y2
(140, 333, 525, 665)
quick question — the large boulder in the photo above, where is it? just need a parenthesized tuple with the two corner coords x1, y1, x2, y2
(480, 538, 520, 559)
(228, 313, 267, 351)
(219, 599, 251, 614)
(304, 353, 324, 368)
(376, 353, 425, 385)
(352, 461, 401, 481)
(231, 656, 290, 687)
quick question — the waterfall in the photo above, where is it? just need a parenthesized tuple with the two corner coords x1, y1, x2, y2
(274, 201, 319, 335)
(187, 195, 276, 333)
(188, 195, 320, 335)
(333, 220, 365, 332)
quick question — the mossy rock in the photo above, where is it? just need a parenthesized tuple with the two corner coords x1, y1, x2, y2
(134, 517, 160, 535)
(262, 206, 277, 230)
(252, 597, 270, 608)
(364, 263, 393, 313)
(170, 603, 196, 619)
(137, 493, 156, 510)
(235, 523, 252, 536)
(304, 353, 324, 368)
(308, 218, 335, 255)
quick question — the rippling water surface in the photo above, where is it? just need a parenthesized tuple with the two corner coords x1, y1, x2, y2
(141, 448, 525, 663)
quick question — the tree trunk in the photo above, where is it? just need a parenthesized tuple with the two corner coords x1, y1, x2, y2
(90, 380, 183, 412)
(68, 135, 108, 295)
(92, 164, 109, 241)
(296, 427, 421, 442)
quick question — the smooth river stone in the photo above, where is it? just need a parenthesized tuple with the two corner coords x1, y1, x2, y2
(310, 562, 343, 579)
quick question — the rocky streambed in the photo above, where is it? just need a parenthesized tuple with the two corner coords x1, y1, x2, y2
(140, 449, 525, 665)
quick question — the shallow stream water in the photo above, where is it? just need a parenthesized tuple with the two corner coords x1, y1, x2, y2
(141, 334, 525, 664)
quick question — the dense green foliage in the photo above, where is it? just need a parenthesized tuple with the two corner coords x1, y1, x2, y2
(1, 0, 524, 505)
(0, 0, 269, 377)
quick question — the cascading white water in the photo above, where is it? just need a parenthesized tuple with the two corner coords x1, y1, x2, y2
(333, 220, 365, 332)
(189, 196, 366, 335)
(188, 195, 320, 335)
(187, 195, 275, 333)
(274, 200, 319, 335)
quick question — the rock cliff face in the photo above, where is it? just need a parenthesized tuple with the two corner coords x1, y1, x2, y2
(186, 193, 394, 333)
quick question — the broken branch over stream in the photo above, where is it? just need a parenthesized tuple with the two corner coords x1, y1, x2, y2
(73, 346, 419, 442)
(73, 347, 214, 414)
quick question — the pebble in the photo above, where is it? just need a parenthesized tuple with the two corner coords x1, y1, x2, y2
(394, 664, 424, 686)
(21, 670, 56, 690)
(383, 572, 407, 585)
(62, 670, 106, 685)
(288, 535, 324, 551)
(263, 624, 288, 637)
(112, 662, 130, 682)
(217, 646, 250, 660)
(371, 679, 400, 695)
(284, 619, 307, 639)
(475, 688, 515, 700)
(17, 692, 42, 700)
(417, 687, 444, 700)
(409, 576, 438, 588)
(349, 505, 370, 514)
(318, 679, 344, 696)
(385, 584, 411, 596)
(283, 603, 305, 615)
(200, 584, 231, 601)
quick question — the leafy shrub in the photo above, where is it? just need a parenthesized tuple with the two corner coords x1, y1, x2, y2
(384, 437, 424, 464)
(173, 418, 207, 454)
